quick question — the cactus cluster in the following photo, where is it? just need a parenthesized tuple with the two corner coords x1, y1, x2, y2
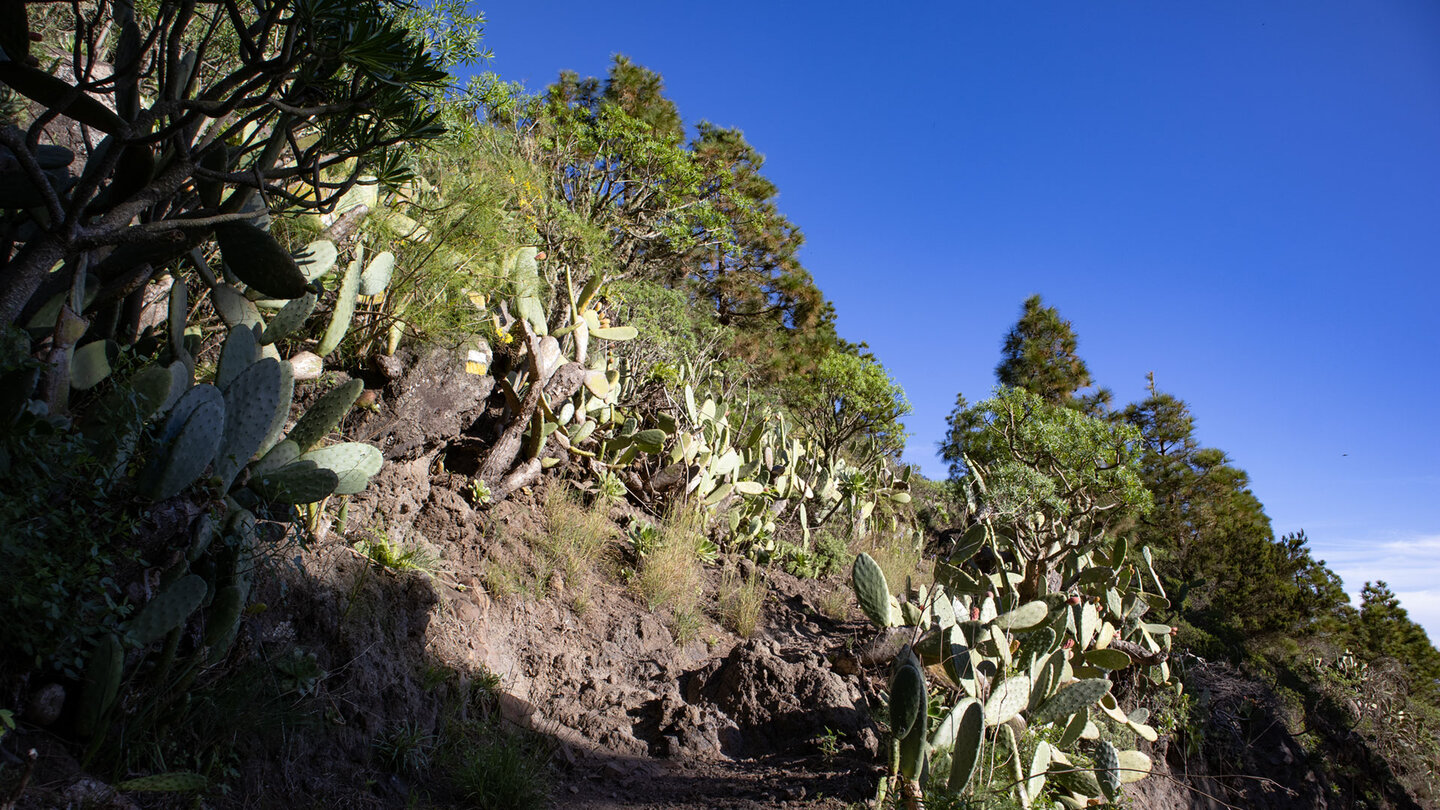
(852, 519, 1171, 807)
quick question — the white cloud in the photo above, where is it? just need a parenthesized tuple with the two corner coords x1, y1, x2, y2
(1313, 532, 1440, 646)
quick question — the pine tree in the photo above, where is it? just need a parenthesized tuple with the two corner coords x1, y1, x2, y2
(995, 295, 1097, 405)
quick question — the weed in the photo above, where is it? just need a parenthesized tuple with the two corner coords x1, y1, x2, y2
(374, 721, 436, 778)
(854, 527, 930, 596)
(817, 585, 852, 622)
(671, 606, 706, 645)
(357, 530, 442, 578)
(468, 477, 492, 506)
(816, 726, 842, 759)
(717, 569, 767, 638)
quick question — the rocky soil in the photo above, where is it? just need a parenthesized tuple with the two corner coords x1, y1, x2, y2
(4, 346, 1382, 809)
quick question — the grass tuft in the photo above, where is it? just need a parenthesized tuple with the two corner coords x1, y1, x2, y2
(717, 569, 767, 638)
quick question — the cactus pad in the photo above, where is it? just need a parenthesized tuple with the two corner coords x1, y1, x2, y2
(300, 442, 382, 495)
(851, 553, 892, 628)
(214, 358, 283, 491)
(250, 460, 340, 504)
(129, 574, 206, 646)
(261, 292, 317, 345)
(1034, 678, 1111, 724)
(216, 221, 311, 299)
(983, 674, 1032, 727)
(143, 384, 225, 500)
(1095, 739, 1121, 801)
(286, 378, 362, 452)
(994, 600, 1049, 632)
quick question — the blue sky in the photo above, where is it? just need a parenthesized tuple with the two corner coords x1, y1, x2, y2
(474, 2, 1440, 640)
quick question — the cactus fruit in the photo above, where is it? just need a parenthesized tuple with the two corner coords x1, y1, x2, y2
(299, 442, 381, 495)
(115, 772, 208, 792)
(214, 358, 283, 491)
(1095, 739, 1122, 801)
(215, 221, 312, 299)
(984, 674, 1032, 726)
(851, 553, 892, 628)
(1034, 678, 1112, 724)
(75, 632, 123, 737)
(286, 378, 362, 452)
(129, 574, 206, 646)
(142, 384, 225, 500)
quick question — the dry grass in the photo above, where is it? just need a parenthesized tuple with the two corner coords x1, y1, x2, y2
(630, 508, 708, 639)
(853, 527, 931, 596)
(482, 487, 616, 608)
(816, 584, 852, 622)
(717, 569, 768, 638)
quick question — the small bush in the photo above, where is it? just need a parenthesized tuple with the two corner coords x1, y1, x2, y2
(630, 510, 707, 614)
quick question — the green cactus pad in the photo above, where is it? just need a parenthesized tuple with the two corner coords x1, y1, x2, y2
(946, 698, 984, 793)
(851, 553, 892, 628)
(253, 439, 301, 476)
(261, 292, 317, 345)
(995, 600, 1049, 632)
(358, 251, 395, 296)
(1027, 740, 1052, 800)
(216, 221, 311, 299)
(143, 384, 225, 500)
(888, 661, 925, 741)
(76, 632, 123, 737)
(286, 378, 362, 452)
(633, 428, 667, 454)
(1084, 647, 1133, 671)
(294, 240, 338, 282)
(1058, 707, 1089, 747)
(318, 255, 362, 356)
(213, 283, 262, 329)
(1034, 678, 1112, 723)
(590, 325, 638, 341)
(70, 340, 115, 390)
(250, 460, 340, 504)
(129, 574, 206, 646)
(204, 585, 245, 651)
(255, 360, 295, 457)
(300, 442, 382, 495)
(1117, 749, 1152, 783)
(116, 772, 209, 792)
(214, 358, 283, 491)
(215, 324, 260, 390)
(1050, 760, 1104, 798)
(1095, 739, 1122, 800)
(984, 674, 1032, 727)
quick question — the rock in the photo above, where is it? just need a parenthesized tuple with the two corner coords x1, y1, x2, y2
(25, 682, 65, 726)
(290, 350, 323, 380)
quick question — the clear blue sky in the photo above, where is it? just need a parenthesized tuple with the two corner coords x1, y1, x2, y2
(474, 2, 1440, 640)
